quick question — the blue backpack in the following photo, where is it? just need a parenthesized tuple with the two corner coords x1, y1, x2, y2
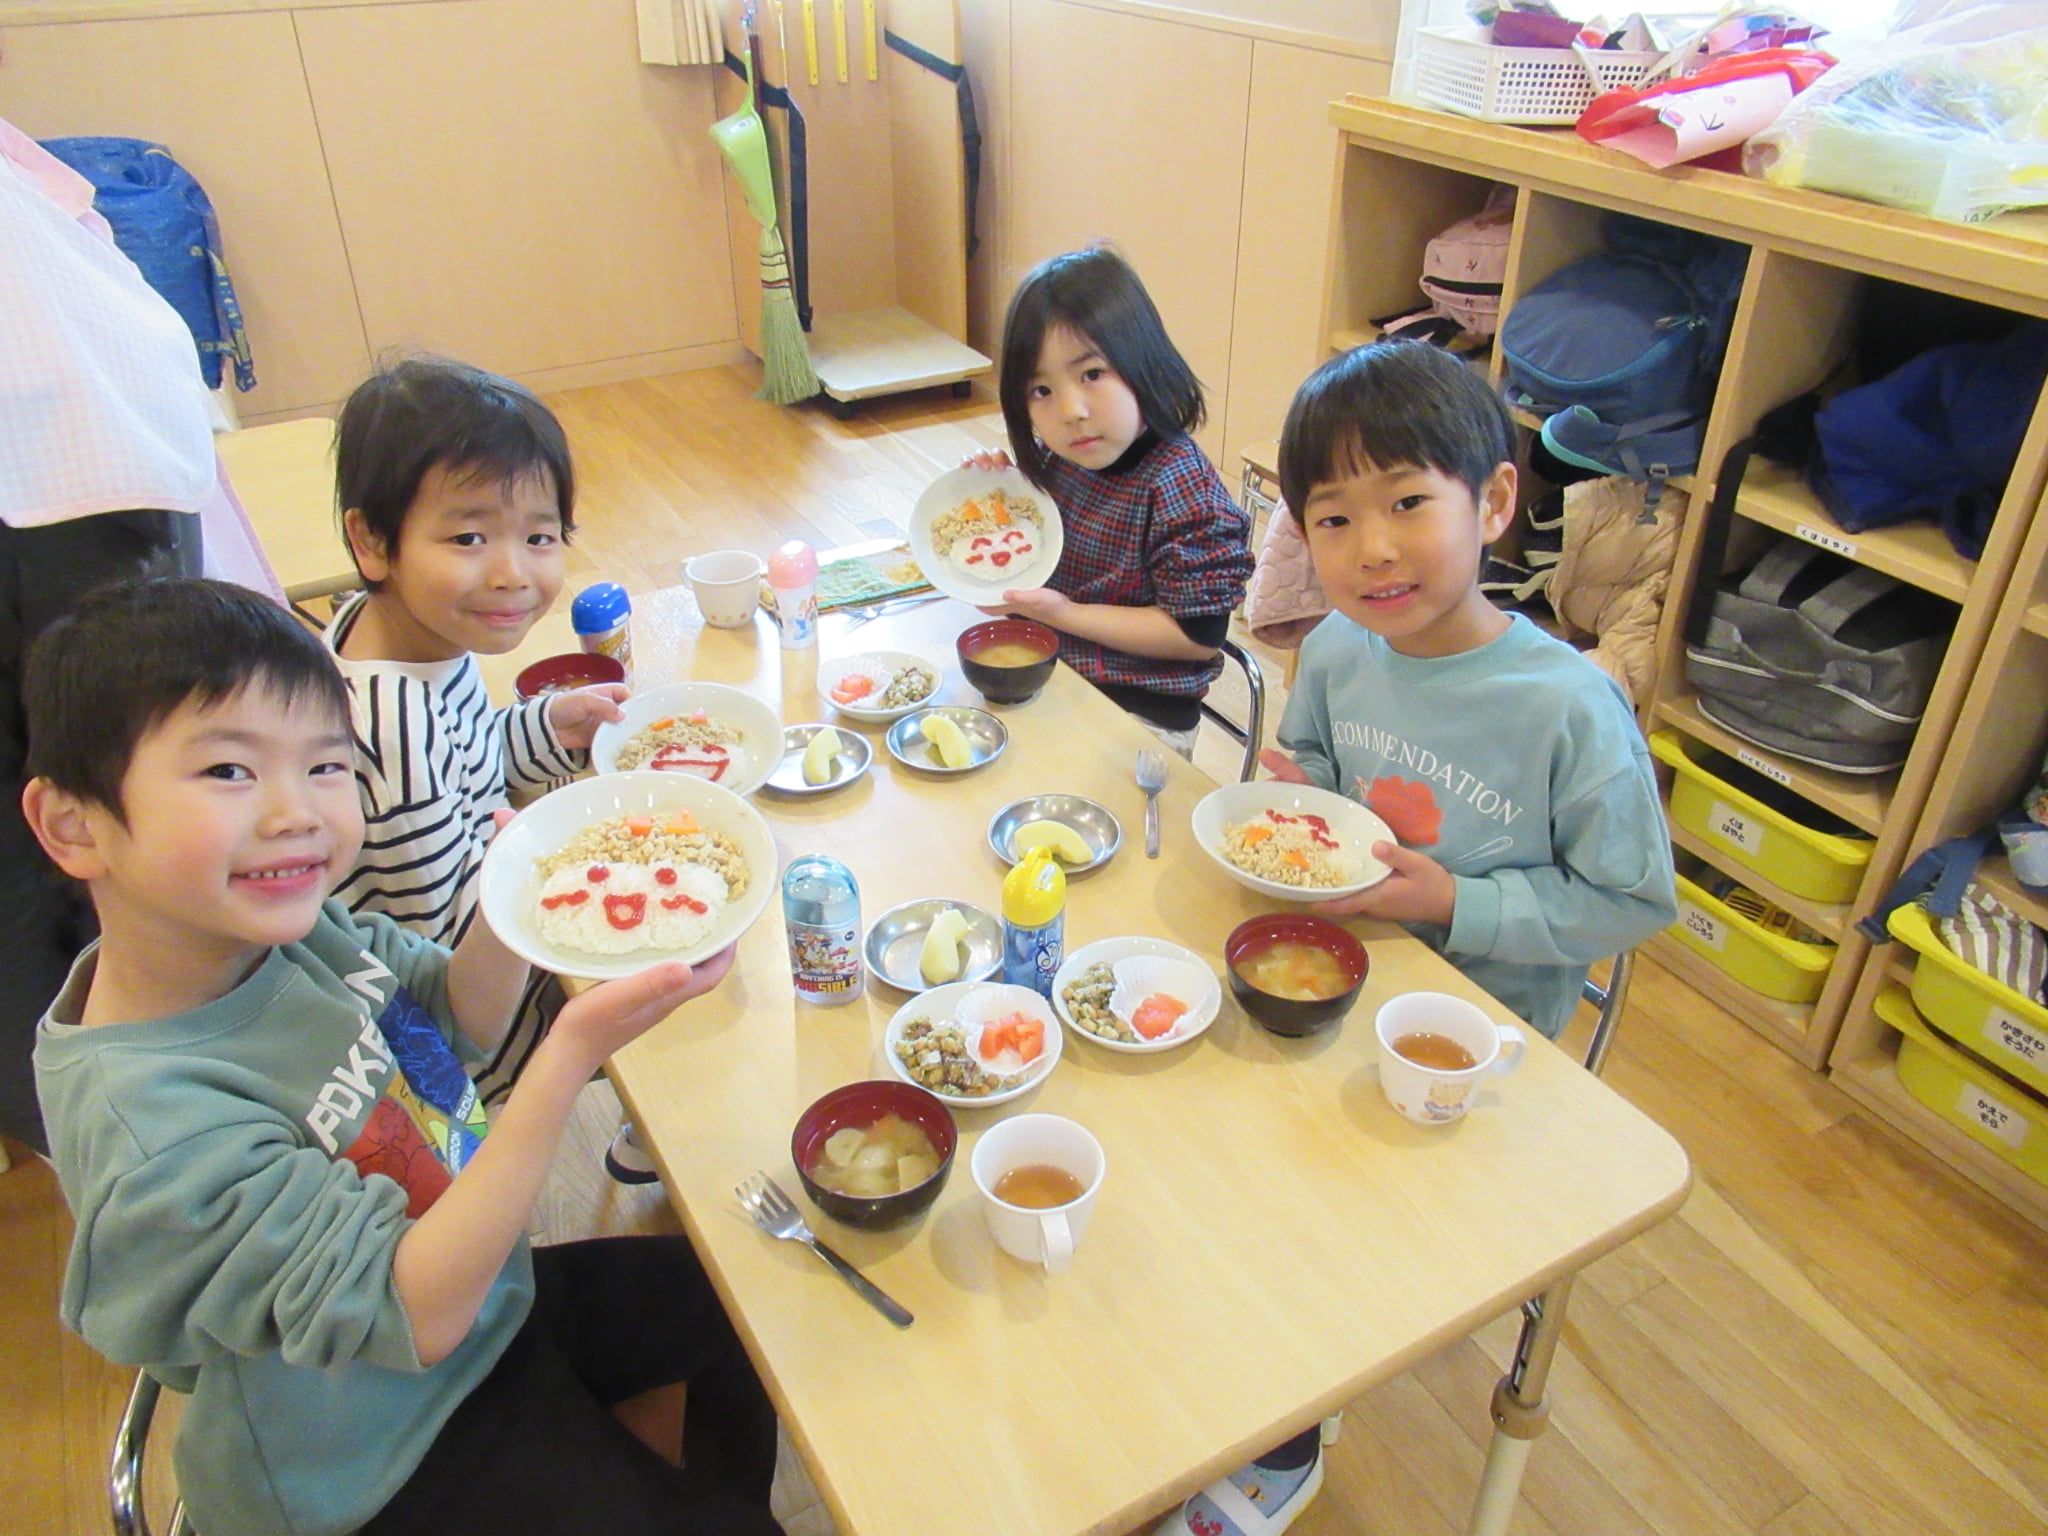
(1500, 214, 1745, 496)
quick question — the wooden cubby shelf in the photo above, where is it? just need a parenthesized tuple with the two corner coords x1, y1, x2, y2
(1322, 95, 2048, 1212)
(1737, 461, 1975, 605)
(1653, 694, 1893, 838)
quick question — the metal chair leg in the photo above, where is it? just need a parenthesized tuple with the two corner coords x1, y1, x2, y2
(113, 1369, 190, 1536)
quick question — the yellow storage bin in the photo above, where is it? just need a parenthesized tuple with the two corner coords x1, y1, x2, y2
(1668, 872, 1834, 1003)
(1650, 730, 1871, 904)
(1873, 986, 2048, 1186)
(1887, 902, 2048, 1102)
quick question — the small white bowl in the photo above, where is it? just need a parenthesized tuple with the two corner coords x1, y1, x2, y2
(479, 771, 776, 979)
(817, 648, 946, 723)
(882, 980, 1063, 1107)
(589, 681, 783, 796)
(1052, 937, 1221, 1053)
(1190, 781, 1395, 903)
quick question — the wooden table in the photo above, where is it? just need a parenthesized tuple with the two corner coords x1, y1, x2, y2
(483, 588, 1692, 1536)
(214, 417, 357, 603)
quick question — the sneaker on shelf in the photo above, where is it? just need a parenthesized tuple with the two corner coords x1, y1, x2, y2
(604, 1122, 661, 1186)
(1153, 1441, 1323, 1536)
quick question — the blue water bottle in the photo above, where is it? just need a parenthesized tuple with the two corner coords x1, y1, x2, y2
(1001, 846, 1066, 998)
(570, 582, 633, 680)
(783, 854, 864, 1005)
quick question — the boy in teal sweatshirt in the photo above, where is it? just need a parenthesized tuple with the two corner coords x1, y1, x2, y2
(1261, 340, 1674, 1043)
(25, 579, 781, 1536)
(1156, 343, 1673, 1536)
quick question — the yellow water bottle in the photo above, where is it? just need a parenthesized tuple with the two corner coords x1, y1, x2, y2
(1001, 845, 1066, 999)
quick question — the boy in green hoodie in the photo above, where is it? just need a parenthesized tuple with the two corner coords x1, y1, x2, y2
(25, 578, 781, 1536)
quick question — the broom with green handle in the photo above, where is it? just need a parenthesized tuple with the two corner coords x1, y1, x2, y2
(712, 39, 819, 405)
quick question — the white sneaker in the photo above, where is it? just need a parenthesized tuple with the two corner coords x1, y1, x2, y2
(1154, 1441, 1323, 1536)
(603, 1122, 660, 1186)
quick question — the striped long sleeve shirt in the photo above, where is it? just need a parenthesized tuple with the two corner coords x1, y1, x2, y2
(326, 595, 582, 945)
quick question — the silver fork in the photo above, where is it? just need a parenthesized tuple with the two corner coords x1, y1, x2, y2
(1136, 749, 1168, 859)
(736, 1172, 914, 1328)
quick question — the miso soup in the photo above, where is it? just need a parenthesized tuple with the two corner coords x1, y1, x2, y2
(1235, 941, 1352, 1002)
(969, 641, 1050, 667)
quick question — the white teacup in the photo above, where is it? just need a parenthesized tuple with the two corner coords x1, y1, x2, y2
(685, 549, 765, 628)
(970, 1114, 1104, 1273)
(1374, 991, 1526, 1125)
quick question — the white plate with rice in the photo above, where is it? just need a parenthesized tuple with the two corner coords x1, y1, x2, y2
(816, 648, 946, 723)
(589, 682, 783, 796)
(480, 770, 777, 979)
(907, 465, 1065, 606)
(1190, 781, 1395, 903)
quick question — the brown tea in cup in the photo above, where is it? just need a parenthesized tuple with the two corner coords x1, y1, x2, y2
(993, 1163, 1084, 1209)
(1390, 1031, 1479, 1072)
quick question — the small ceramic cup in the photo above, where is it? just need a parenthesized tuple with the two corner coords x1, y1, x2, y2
(1373, 991, 1526, 1126)
(969, 1114, 1105, 1273)
(685, 550, 766, 628)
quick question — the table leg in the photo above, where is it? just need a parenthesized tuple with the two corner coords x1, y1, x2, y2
(1467, 1275, 1575, 1536)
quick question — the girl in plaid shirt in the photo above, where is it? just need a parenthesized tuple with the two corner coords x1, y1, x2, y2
(969, 247, 1252, 754)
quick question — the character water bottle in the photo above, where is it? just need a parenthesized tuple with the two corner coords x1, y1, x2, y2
(1001, 845, 1065, 999)
(783, 853, 863, 1005)
(767, 539, 819, 651)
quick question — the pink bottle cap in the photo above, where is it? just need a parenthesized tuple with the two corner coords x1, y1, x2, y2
(768, 539, 818, 588)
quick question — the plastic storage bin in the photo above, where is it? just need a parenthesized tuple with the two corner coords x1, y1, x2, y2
(1874, 986, 2048, 1187)
(1651, 730, 1872, 904)
(1410, 26, 1660, 125)
(1670, 871, 1834, 1003)
(1887, 902, 2048, 1101)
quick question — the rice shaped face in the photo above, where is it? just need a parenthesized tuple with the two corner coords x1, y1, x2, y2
(537, 859, 729, 954)
(929, 491, 1044, 583)
(1222, 810, 1364, 890)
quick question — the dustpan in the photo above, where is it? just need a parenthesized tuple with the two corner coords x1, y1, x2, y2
(712, 17, 819, 405)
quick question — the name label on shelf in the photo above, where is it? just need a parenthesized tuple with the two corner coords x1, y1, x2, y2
(1707, 800, 1765, 855)
(1734, 747, 1793, 787)
(1677, 900, 1727, 952)
(1955, 1081, 2029, 1151)
(1796, 523, 1857, 559)
(1984, 1008, 2048, 1070)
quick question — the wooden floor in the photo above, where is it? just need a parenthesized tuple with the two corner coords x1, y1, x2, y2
(8, 364, 2048, 1536)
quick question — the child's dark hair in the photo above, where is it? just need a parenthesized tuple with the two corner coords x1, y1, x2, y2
(999, 246, 1205, 488)
(336, 356, 575, 587)
(1279, 341, 1514, 519)
(24, 578, 350, 818)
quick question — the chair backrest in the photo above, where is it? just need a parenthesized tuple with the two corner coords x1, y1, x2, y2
(1198, 638, 1267, 784)
(113, 1370, 191, 1536)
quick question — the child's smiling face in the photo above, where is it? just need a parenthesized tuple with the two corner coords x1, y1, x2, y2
(1299, 458, 1516, 659)
(82, 683, 364, 977)
(345, 461, 566, 662)
(1026, 324, 1146, 472)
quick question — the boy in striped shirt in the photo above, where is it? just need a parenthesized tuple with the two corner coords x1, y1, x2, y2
(324, 357, 650, 1178)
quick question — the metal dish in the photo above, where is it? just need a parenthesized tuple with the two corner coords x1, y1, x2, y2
(864, 898, 1003, 992)
(884, 706, 1007, 776)
(761, 724, 872, 796)
(986, 795, 1121, 878)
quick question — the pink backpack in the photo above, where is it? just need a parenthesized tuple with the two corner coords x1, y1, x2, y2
(1418, 186, 1515, 338)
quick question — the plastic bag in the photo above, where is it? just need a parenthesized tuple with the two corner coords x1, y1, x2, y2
(1743, 0, 2048, 221)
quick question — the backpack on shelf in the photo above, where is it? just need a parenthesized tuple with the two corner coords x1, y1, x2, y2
(1376, 185, 1514, 349)
(1683, 535, 1952, 774)
(1418, 186, 1514, 337)
(1499, 212, 1746, 500)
